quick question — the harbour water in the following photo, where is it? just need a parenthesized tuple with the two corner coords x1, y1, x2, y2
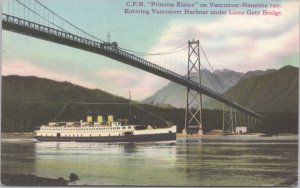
(1, 134, 298, 186)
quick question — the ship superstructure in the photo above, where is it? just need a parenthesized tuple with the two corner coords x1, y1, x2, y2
(34, 115, 176, 142)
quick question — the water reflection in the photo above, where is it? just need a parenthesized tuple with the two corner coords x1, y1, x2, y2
(175, 137, 298, 186)
(1, 135, 298, 186)
(32, 141, 178, 185)
(1, 141, 37, 175)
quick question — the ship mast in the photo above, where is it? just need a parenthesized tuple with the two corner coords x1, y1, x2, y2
(129, 91, 132, 119)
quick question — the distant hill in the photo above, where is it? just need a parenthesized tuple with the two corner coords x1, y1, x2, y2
(239, 69, 276, 81)
(2, 75, 128, 104)
(143, 69, 243, 108)
(1, 76, 182, 132)
(224, 66, 298, 113)
(1, 73, 298, 134)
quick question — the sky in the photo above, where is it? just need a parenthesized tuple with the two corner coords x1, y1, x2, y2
(1, 0, 299, 100)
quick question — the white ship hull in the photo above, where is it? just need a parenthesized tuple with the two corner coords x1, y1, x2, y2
(34, 124, 177, 143)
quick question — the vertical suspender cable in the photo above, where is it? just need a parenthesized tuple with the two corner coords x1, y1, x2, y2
(34, 0, 36, 22)
(44, 6, 45, 25)
(48, 10, 49, 27)
(28, 0, 30, 21)
(38, 2, 40, 24)
(18, 0, 19, 17)
(7, 0, 9, 14)
(23, 0, 25, 19)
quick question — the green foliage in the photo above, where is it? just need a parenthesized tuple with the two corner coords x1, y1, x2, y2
(0, 76, 228, 133)
(225, 66, 299, 113)
(1, 75, 298, 134)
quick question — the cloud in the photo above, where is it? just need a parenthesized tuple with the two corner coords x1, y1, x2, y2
(2, 59, 168, 100)
(2, 59, 97, 88)
(96, 69, 168, 99)
(147, 1, 299, 72)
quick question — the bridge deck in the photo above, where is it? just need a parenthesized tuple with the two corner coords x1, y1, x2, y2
(1, 14, 264, 118)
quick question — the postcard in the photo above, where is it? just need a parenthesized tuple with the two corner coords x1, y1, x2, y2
(1, 0, 299, 186)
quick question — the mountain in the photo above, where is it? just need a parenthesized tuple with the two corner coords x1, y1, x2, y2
(143, 69, 244, 108)
(1, 74, 297, 134)
(1, 76, 184, 132)
(224, 66, 298, 113)
(2, 75, 128, 104)
(239, 69, 276, 81)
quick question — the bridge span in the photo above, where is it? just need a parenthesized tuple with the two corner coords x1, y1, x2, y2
(1, 13, 264, 119)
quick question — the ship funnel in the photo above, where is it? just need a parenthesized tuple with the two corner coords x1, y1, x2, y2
(87, 115, 93, 123)
(108, 115, 113, 125)
(97, 116, 103, 123)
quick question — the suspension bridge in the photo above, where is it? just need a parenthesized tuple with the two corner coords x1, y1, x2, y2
(1, 0, 264, 134)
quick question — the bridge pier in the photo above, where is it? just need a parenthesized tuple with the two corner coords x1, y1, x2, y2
(222, 104, 235, 134)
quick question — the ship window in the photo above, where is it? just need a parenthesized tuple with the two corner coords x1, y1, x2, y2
(57, 133, 60, 137)
(122, 127, 126, 129)
(90, 134, 91, 137)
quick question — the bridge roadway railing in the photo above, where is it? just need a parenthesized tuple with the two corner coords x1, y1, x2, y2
(1, 14, 264, 119)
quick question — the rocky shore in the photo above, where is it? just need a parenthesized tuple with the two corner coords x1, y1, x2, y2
(1, 173, 79, 186)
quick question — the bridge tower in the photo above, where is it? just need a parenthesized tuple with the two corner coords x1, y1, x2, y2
(183, 40, 203, 135)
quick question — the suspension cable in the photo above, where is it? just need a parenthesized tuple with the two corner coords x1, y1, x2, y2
(199, 41, 225, 92)
(16, 0, 68, 32)
(200, 64, 222, 93)
(53, 101, 173, 126)
(35, 0, 105, 42)
(119, 43, 188, 56)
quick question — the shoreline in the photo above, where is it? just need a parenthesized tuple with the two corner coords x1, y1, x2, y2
(1, 173, 70, 186)
(176, 133, 298, 138)
(1, 132, 34, 135)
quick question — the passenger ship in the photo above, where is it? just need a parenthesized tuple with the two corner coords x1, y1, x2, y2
(34, 115, 176, 142)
